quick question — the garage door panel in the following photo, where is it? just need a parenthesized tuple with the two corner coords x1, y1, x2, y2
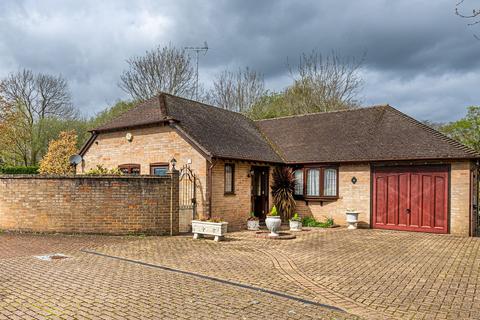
(421, 175, 433, 228)
(373, 166, 448, 234)
(398, 173, 409, 226)
(434, 175, 446, 229)
(409, 174, 421, 227)
(387, 175, 398, 225)
(375, 176, 386, 225)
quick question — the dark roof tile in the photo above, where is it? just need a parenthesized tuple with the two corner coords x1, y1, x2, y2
(255, 105, 480, 163)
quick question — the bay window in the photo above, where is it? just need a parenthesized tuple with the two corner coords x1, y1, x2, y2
(294, 166, 338, 200)
(293, 170, 304, 195)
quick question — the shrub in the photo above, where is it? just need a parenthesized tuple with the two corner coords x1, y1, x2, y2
(290, 213, 301, 222)
(247, 212, 259, 221)
(0, 165, 39, 174)
(39, 130, 78, 175)
(85, 165, 123, 175)
(302, 216, 334, 228)
(267, 205, 279, 216)
(271, 166, 296, 220)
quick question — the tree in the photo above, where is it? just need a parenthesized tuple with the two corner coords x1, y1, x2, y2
(208, 67, 267, 113)
(248, 51, 364, 120)
(119, 44, 196, 100)
(0, 69, 77, 165)
(441, 106, 480, 152)
(89, 100, 136, 129)
(39, 130, 78, 175)
(456, 0, 480, 39)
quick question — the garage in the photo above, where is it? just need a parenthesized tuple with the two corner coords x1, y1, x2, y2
(372, 165, 449, 234)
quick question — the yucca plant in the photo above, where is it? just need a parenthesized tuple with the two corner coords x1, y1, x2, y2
(271, 166, 296, 220)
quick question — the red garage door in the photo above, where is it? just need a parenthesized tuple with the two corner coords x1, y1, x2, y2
(373, 166, 449, 234)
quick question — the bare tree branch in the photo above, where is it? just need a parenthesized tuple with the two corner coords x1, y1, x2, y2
(287, 50, 364, 113)
(119, 44, 196, 100)
(0, 69, 76, 165)
(208, 67, 266, 113)
(456, 0, 480, 38)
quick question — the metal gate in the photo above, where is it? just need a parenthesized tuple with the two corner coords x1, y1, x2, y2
(179, 164, 197, 233)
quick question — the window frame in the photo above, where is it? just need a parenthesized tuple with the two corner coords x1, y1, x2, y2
(294, 165, 339, 201)
(118, 163, 141, 175)
(150, 162, 169, 176)
(224, 163, 235, 195)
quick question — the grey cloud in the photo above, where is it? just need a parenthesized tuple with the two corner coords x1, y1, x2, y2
(0, 0, 478, 121)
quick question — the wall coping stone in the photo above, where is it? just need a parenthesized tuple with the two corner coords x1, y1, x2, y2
(0, 174, 175, 180)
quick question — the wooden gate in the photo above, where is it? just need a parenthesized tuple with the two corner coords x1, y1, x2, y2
(179, 164, 197, 233)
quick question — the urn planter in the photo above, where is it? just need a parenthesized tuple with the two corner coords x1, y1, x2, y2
(247, 219, 260, 231)
(346, 211, 359, 230)
(265, 216, 282, 237)
(191, 220, 228, 241)
(289, 219, 302, 231)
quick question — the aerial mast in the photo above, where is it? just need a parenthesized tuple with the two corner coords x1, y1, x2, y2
(185, 41, 209, 100)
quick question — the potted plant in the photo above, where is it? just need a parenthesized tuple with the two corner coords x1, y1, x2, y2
(346, 209, 359, 230)
(247, 212, 260, 231)
(289, 213, 302, 231)
(265, 206, 282, 237)
(192, 216, 228, 241)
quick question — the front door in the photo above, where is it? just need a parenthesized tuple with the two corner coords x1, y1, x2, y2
(251, 166, 269, 221)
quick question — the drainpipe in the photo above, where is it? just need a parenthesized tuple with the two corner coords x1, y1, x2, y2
(207, 159, 217, 219)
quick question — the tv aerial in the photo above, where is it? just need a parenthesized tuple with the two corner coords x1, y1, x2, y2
(185, 41, 209, 100)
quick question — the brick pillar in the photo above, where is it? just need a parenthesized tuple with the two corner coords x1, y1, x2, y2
(169, 169, 180, 235)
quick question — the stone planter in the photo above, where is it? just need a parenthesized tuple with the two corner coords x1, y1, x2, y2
(192, 220, 228, 241)
(265, 216, 282, 237)
(346, 211, 359, 230)
(247, 219, 260, 231)
(289, 219, 302, 231)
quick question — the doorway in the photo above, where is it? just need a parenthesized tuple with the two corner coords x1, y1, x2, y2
(251, 166, 269, 221)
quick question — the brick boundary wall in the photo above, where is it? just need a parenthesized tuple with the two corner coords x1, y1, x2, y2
(0, 172, 179, 235)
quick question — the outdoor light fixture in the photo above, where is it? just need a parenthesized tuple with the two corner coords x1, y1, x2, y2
(170, 158, 177, 170)
(351, 177, 358, 184)
(248, 169, 255, 177)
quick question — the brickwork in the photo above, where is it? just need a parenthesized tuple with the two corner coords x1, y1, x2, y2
(0, 174, 179, 235)
(80, 125, 474, 236)
(210, 159, 261, 231)
(296, 163, 371, 227)
(450, 161, 472, 236)
(80, 125, 208, 217)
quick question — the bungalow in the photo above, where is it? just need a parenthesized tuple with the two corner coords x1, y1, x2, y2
(79, 93, 480, 236)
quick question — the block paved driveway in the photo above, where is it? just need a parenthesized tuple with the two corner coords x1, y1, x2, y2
(1, 229, 480, 319)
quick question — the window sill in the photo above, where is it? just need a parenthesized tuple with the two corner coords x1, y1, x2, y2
(224, 192, 236, 196)
(295, 196, 339, 202)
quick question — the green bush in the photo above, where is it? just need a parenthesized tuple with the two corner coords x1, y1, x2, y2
(302, 216, 334, 228)
(0, 166, 39, 174)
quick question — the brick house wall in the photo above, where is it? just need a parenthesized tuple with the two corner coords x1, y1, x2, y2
(295, 163, 371, 228)
(450, 161, 472, 236)
(211, 159, 256, 231)
(79, 125, 208, 218)
(296, 161, 473, 236)
(0, 174, 179, 235)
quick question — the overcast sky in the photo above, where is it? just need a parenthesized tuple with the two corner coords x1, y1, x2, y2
(0, 0, 478, 122)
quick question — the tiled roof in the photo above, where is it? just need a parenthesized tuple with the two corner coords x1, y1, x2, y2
(92, 94, 479, 163)
(255, 105, 480, 163)
(92, 93, 283, 163)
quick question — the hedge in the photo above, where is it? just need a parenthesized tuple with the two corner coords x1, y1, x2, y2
(0, 166, 39, 174)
